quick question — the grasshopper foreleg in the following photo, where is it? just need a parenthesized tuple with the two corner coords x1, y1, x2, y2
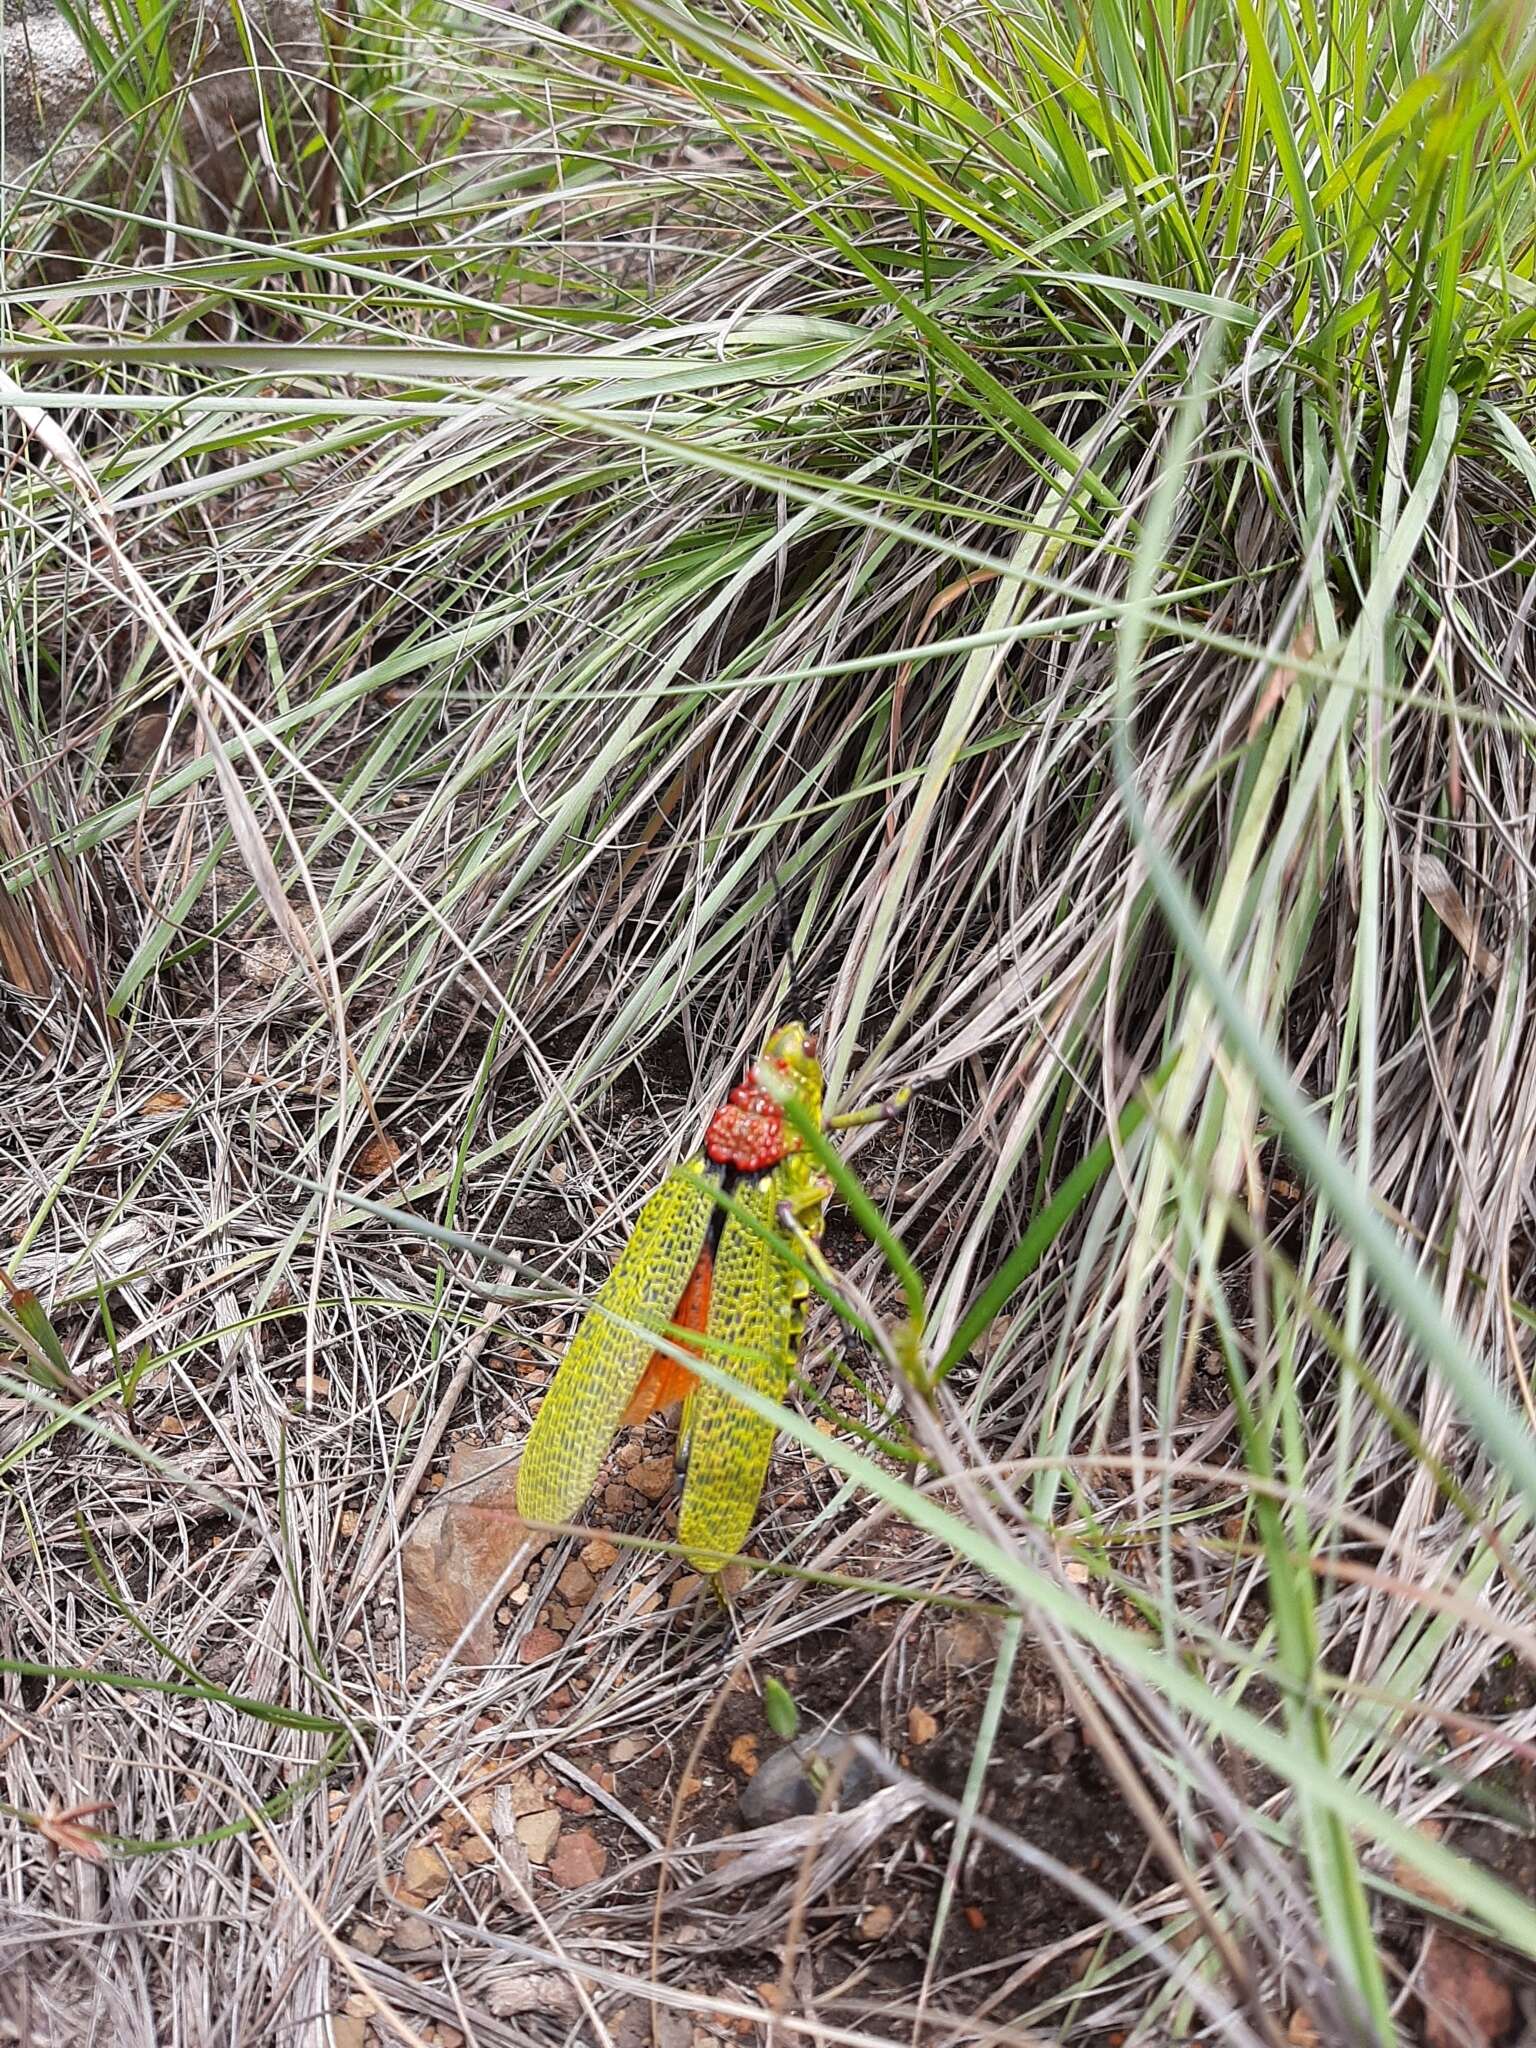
(826, 1086, 912, 1134)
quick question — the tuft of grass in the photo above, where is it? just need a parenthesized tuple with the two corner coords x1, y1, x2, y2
(5, 0, 1536, 2040)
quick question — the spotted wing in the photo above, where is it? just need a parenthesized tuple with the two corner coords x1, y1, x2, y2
(518, 1164, 718, 1529)
(677, 1176, 803, 1573)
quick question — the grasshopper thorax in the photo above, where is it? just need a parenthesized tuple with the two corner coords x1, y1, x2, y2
(704, 1022, 825, 1175)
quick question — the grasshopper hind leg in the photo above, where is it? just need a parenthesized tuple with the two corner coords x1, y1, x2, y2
(676, 1384, 697, 1473)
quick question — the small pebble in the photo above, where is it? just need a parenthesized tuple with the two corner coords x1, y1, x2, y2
(515, 1809, 561, 1865)
(907, 1706, 939, 1746)
(401, 1844, 449, 1900)
(728, 1734, 760, 1778)
(629, 1460, 674, 1502)
(390, 1916, 435, 1954)
(548, 1827, 607, 1889)
(557, 1561, 596, 1604)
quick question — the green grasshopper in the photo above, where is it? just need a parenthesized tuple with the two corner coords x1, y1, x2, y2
(516, 1023, 896, 1572)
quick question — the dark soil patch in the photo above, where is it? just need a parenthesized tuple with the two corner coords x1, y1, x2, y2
(591, 1599, 1148, 2031)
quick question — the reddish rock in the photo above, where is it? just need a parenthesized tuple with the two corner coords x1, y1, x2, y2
(629, 1459, 674, 1502)
(537, 1686, 574, 1727)
(1421, 1934, 1514, 2048)
(399, 1446, 530, 1662)
(354, 1132, 402, 1179)
(556, 1560, 596, 1605)
(548, 1828, 607, 1889)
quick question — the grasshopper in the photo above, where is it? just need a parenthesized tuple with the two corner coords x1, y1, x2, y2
(517, 1023, 896, 1572)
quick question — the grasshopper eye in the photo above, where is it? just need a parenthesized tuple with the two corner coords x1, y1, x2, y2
(802, 1032, 819, 1059)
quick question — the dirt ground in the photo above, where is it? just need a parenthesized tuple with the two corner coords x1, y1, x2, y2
(351, 1464, 1154, 2046)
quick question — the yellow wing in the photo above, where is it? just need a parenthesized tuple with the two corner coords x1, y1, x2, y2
(517, 1164, 718, 1529)
(678, 1164, 822, 1573)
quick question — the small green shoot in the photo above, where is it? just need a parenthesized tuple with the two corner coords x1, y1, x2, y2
(762, 1674, 801, 1742)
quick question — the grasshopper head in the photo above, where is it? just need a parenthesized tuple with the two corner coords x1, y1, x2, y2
(706, 1023, 825, 1171)
(760, 1022, 824, 1127)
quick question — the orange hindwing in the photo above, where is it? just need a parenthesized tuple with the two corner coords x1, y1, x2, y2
(620, 1245, 713, 1426)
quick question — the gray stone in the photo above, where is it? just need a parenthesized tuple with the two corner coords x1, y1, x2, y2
(3, 0, 324, 185)
(736, 1726, 886, 1827)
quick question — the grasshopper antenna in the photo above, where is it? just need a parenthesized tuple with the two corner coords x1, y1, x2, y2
(768, 866, 808, 1028)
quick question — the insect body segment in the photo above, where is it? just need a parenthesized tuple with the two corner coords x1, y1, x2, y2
(706, 1067, 797, 1172)
(516, 1024, 829, 1573)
